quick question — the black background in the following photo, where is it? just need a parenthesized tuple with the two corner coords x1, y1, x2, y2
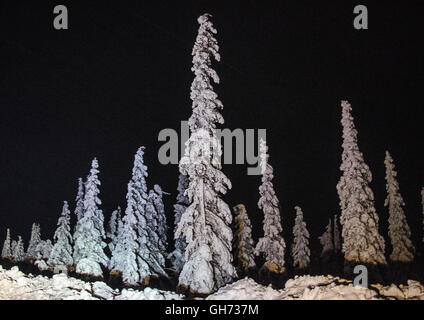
(0, 1, 423, 257)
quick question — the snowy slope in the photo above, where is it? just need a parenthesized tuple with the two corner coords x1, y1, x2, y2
(207, 275, 424, 300)
(0, 266, 183, 300)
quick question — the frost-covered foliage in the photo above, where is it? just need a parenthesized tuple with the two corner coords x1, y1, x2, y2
(11, 240, 17, 258)
(233, 204, 256, 273)
(26, 223, 41, 260)
(319, 219, 334, 256)
(384, 151, 414, 262)
(168, 174, 189, 273)
(73, 158, 108, 276)
(333, 215, 341, 252)
(1, 228, 12, 259)
(336, 101, 386, 264)
(292, 206, 310, 269)
(13, 236, 25, 262)
(74, 178, 85, 224)
(110, 147, 166, 284)
(48, 201, 73, 267)
(145, 185, 168, 274)
(255, 139, 286, 273)
(107, 206, 121, 252)
(35, 240, 53, 260)
(176, 14, 236, 294)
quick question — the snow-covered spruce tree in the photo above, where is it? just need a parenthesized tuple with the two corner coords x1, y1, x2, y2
(333, 214, 341, 252)
(1, 228, 12, 259)
(233, 204, 256, 274)
(35, 240, 53, 260)
(336, 101, 386, 265)
(26, 223, 41, 261)
(254, 139, 286, 274)
(319, 219, 334, 257)
(48, 201, 73, 267)
(292, 206, 310, 269)
(384, 151, 415, 262)
(107, 206, 121, 252)
(73, 158, 108, 276)
(11, 240, 17, 258)
(74, 177, 85, 224)
(168, 174, 190, 273)
(176, 14, 236, 294)
(110, 147, 167, 284)
(13, 236, 25, 262)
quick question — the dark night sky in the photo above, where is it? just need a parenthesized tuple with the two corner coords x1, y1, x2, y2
(0, 1, 423, 257)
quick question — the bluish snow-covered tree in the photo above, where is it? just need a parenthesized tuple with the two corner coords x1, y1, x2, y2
(13, 236, 25, 262)
(168, 174, 190, 273)
(74, 178, 85, 223)
(333, 214, 341, 252)
(336, 101, 386, 265)
(292, 206, 310, 269)
(176, 14, 236, 294)
(73, 158, 108, 276)
(319, 219, 334, 257)
(26, 223, 41, 260)
(1, 228, 12, 259)
(36, 240, 53, 260)
(254, 139, 286, 273)
(233, 204, 256, 273)
(384, 151, 415, 262)
(48, 201, 73, 267)
(110, 147, 166, 284)
(107, 206, 121, 252)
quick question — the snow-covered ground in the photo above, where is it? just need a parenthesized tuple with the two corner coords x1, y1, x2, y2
(0, 266, 183, 300)
(1, 265, 423, 300)
(208, 275, 424, 300)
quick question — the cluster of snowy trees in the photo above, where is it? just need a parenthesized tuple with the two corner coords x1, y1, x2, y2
(1, 14, 423, 295)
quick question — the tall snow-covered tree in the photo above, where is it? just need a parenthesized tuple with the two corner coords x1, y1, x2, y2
(74, 177, 85, 223)
(13, 236, 25, 262)
(336, 100, 386, 265)
(107, 206, 121, 252)
(168, 174, 190, 273)
(319, 219, 334, 256)
(384, 151, 414, 262)
(110, 147, 166, 284)
(73, 158, 108, 276)
(26, 223, 41, 260)
(176, 14, 236, 294)
(292, 206, 310, 269)
(48, 201, 73, 267)
(254, 139, 286, 273)
(233, 204, 256, 273)
(333, 214, 341, 252)
(1, 228, 12, 259)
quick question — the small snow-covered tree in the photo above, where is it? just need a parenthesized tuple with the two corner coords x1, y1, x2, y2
(74, 177, 85, 223)
(107, 206, 121, 252)
(35, 240, 53, 260)
(73, 158, 108, 276)
(319, 219, 334, 257)
(384, 151, 414, 262)
(336, 101, 386, 265)
(11, 240, 17, 258)
(233, 204, 256, 273)
(48, 201, 73, 267)
(255, 139, 286, 273)
(168, 174, 189, 272)
(176, 14, 236, 294)
(292, 206, 310, 269)
(26, 223, 41, 260)
(1, 228, 12, 259)
(13, 236, 25, 262)
(333, 214, 341, 252)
